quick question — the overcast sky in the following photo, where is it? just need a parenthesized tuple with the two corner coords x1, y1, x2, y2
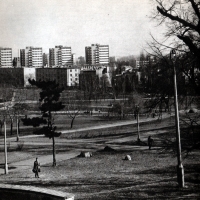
(0, 0, 163, 58)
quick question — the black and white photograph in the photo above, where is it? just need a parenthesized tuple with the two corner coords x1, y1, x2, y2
(0, 0, 200, 199)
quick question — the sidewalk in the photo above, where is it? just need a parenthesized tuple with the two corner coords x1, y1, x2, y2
(62, 113, 171, 134)
(0, 151, 79, 175)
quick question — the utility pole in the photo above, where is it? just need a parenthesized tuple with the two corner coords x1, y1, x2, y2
(135, 105, 140, 143)
(4, 120, 8, 174)
(170, 49, 184, 187)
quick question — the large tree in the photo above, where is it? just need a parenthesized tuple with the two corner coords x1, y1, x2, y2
(153, 0, 200, 94)
(22, 79, 65, 166)
(156, 0, 200, 57)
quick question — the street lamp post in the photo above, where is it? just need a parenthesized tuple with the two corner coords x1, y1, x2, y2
(4, 120, 8, 174)
(170, 49, 184, 187)
(135, 105, 140, 142)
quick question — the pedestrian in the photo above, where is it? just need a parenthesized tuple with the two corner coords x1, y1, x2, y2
(33, 157, 40, 178)
(134, 111, 137, 119)
(148, 136, 154, 150)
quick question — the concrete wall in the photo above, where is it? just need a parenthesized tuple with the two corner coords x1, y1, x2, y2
(0, 184, 74, 200)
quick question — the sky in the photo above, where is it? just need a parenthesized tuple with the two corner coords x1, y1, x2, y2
(0, 0, 164, 58)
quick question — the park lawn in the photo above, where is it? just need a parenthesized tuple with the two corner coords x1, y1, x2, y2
(0, 116, 199, 199)
(0, 114, 167, 139)
(0, 146, 199, 199)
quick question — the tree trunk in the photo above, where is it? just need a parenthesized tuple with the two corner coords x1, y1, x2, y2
(52, 136, 56, 167)
(18, 120, 20, 135)
(16, 117, 19, 142)
(0, 120, 2, 135)
(10, 118, 13, 135)
(70, 117, 75, 128)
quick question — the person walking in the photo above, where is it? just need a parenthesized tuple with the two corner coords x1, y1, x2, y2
(33, 157, 40, 178)
(148, 136, 154, 150)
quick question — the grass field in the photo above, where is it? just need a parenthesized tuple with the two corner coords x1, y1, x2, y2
(0, 116, 200, 199)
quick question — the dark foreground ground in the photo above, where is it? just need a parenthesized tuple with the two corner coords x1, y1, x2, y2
(0, 117, 200, 199)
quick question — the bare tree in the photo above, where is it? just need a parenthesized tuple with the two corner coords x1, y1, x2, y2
(152, 0, 200, 93)
(65, 93, 87, 128)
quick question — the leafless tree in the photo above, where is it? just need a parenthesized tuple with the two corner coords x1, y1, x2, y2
(65, 93, 88, 128)
(150, 0, 200, 94)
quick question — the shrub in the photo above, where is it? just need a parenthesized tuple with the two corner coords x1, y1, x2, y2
(16, 141, 24, 151)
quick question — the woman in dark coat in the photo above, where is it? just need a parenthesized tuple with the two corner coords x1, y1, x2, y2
(33, 157, 40, 178)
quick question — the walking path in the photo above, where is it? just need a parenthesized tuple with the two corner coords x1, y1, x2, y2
(0, 113, 172, 175)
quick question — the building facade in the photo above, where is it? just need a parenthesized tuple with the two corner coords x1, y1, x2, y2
(43, 53, 49, 67)
(20, 49, 25, 67)
(0, 68, 24, 87)
(20, 47, 43, 68)
(13, 57, 21, 68)
(136, 60, 149, 68)
(49, 45, 73, 67)
(85, 44, 109, 65)
(0, 64, 111, 88)
(67, 67, 80, 86)
(0, 48, 12, 68)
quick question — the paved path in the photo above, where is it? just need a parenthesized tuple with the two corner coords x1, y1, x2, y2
(0, 113, 172, 175)
(0, 151, 79, 175)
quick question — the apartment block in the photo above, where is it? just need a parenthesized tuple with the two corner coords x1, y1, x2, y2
(0, 47, 12, 67)
(20, 49, 25, 67)
(49, 45, 73, 67)
(85, 44, 109, 65)
(43, 53, 49, 67)
(20, 47, 43, 68)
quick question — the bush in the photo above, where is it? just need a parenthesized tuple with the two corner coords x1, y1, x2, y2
(16, 141, 24, 151)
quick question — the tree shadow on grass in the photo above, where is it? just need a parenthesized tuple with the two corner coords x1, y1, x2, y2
(0, 164, 16, 170)
(140, 163, 200, 186)
(184, 163, 200, 184)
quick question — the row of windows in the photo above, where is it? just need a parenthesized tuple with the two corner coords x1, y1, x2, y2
(69, 69, 78, 72)
(70, 73, 78, 76)
(70, 78, 78, 81)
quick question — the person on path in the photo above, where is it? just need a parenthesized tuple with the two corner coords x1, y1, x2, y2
(134, 111, 137, 119)
(33, 157, 40, 178)
(148, 136, 154, 150)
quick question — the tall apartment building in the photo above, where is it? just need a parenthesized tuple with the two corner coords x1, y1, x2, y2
(43, 53, 49, 67)
(49, 45, 73, 67)
(20, 49, 25, 67)
(0, 47, 12, 67)
(85, 44, 109, 65)
(13, 57, 21, 68)
(20, 47, 43, 67)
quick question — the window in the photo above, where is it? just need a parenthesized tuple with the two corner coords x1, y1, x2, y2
(70, 74, 72, 76)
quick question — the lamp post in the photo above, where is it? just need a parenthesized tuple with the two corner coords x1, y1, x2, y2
(4, 119, 8, 174)
(170, 49, 184, 187)
(135, 105, 140, 142)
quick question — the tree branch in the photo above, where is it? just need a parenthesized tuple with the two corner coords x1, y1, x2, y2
(189, 0, 200, 19)
(157, 6, 200, 34)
